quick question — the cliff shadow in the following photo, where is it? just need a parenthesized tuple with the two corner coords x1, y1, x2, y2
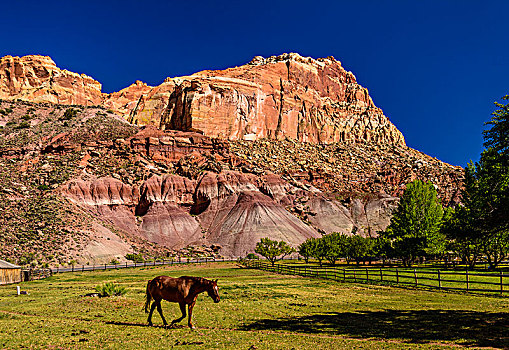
(241, 309, 508, 348)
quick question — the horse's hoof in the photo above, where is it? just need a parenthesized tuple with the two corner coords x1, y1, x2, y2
(148, 323, 153, 327)
(189, 325, 195, 330)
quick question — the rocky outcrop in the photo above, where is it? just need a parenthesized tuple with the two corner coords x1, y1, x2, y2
(0, 55, 103, 105)
(122, 53, 405, 146)
(1, 53, 405, 146)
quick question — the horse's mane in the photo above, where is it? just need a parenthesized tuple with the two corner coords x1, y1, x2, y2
(179, 276, 212, 285)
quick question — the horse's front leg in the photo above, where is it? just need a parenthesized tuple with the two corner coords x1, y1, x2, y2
(187, 298, 197, 329)
(171, 302, 186, 326)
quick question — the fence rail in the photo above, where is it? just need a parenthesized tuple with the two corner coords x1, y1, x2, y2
(242, 260, 508, 295)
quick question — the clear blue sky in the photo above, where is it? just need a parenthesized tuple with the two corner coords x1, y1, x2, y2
(2, 0, 507, 166)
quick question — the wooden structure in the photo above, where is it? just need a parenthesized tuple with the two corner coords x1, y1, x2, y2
(0, 260, 22, 285)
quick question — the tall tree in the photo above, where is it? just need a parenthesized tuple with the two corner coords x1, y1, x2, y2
(441, 95, 509, 269)
(385, 179, 445, 266)
(480, 95, 509, 231)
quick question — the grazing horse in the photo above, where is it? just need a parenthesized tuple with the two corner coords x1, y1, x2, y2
(144, 276, 220, 329)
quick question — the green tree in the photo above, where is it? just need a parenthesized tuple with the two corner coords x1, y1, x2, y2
(481, 95, 509, 231)
(373, 234, 394, 266)
(322, 232, 347, 265)
(255, 238, 295, 266)
(311, 238, 328, 266)
(345, 235, 373, 265)
(441, 204, 483, 269)
(298, 238, 318, 264)
(442, 95, 509, 269)
(386, 179, 445, 266)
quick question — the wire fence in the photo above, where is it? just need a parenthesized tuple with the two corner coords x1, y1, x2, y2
(241, 260, 509, 295)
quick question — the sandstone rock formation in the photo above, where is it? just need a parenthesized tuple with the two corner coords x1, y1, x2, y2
(1, 53, 405, 146)
(0, 55, 103, 105)
(119, 53, 405, 146)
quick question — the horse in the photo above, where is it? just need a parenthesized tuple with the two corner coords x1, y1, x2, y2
(144, 276, 220, 329)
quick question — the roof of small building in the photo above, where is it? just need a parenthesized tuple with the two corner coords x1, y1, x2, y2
(0, 260, 21, 269)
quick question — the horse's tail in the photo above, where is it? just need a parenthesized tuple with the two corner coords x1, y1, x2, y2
(144, 280, 152, 313)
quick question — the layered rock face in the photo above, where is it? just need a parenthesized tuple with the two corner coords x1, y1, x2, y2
(0, 55, 103, 105)
(1, 53, 405, 146)
(120, 53, 405, 145)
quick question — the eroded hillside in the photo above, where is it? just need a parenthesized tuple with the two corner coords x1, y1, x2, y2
(0, 99, 462, 266)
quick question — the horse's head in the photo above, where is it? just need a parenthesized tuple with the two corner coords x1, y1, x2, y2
(207, 279, 220, 303)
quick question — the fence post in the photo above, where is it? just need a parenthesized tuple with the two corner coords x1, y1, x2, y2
(366, 268, 369, 282)
(414, 269, 418, 286)
(396, 268, 399, 284)
(466, 270, 469, 291)
(500, 271, 504, 294)
(353, 269, 356, 282)
(104, 264, 106, 270)
(72, 265, 74, 272)
(343, 268, 346, 282)
(438, 270, 441, 289)
(126, 262, 128, 268)
(92, 265, 94, 272)
(380, 268, 383, 282)
(82, 265, 84, 272)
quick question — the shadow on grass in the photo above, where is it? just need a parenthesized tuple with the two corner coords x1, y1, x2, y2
(105, 321, 187, 329)
(241, 310, 508, 348)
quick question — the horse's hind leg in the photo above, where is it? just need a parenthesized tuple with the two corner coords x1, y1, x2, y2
(187, 299, 197, 329)
(156, 301, 168, 326)
(147, 301, 157, 326)
(171, 302, 186, 326)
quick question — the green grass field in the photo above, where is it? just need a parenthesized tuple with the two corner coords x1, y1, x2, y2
(0, 263, 507, 349)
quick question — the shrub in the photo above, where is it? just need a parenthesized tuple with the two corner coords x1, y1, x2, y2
(95, 282, 127, 297)
(14, 121, 30, 129)
(37, 184, 50, 191)
(125, 253, 144, 263)
(61, 108, 78, 121)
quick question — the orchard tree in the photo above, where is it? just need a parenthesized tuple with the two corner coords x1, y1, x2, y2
(386, 179, 445, 266)
(322, 232, 347, 265)
(255, 238, 295, 266)
(298, 238, 318, 264)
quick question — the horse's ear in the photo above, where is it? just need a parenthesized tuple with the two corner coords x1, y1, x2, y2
(214, 279, 218, 283)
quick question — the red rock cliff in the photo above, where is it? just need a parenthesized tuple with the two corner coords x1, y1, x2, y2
(0, 55, 103, 105)
(0, 53, 405, 146)
(118, 53, 405, 146)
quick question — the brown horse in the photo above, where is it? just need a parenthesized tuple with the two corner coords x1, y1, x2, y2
(144, 276, 220, 329)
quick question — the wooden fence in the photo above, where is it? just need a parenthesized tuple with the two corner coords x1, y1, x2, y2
(50, 256, 234, 274)
(242, 260, 508, 295)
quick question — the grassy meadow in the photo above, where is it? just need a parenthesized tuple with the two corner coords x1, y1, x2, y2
(0, 262, 507, 349)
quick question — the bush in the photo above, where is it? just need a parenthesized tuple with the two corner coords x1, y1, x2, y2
(14, 121, 30, 129)
(125, 253, 144, 263)
(246, 253, 258, 260)
(61, 108, 78, 121)
(94, 282, 127, 297)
